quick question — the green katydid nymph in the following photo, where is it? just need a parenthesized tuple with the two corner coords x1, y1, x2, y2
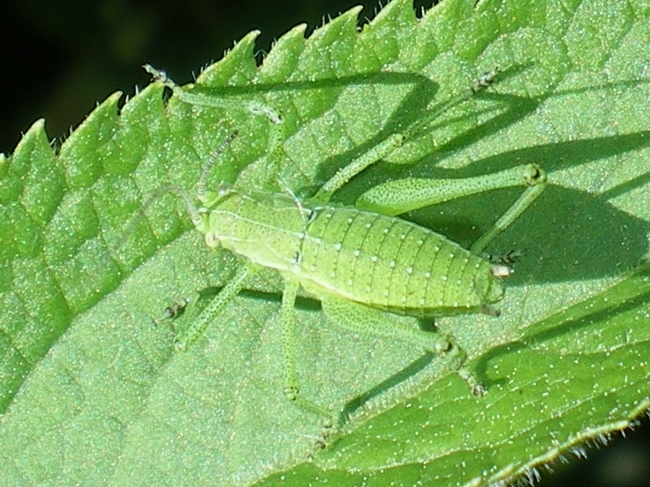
(140, 65, 547, 428)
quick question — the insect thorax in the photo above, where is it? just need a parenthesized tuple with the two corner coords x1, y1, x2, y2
(203, 190, 310, 271)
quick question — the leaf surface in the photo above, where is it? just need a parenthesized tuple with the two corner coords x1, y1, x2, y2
(1, 0, 649, 485)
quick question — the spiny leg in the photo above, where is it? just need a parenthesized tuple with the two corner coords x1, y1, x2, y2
(174, 263, 257, 351)
(144, 64, 285, 190)
(400, 69, 499, 143)
(310, 69, 500, 205)
(356, 163, 547, 255)
(281, 279, 335, 427)
(321, 297, 485, 396)
(470, 165, 547, 254)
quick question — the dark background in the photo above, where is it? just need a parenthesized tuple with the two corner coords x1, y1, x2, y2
(0, 0, 438, 153)
(0, 0, 648, 485)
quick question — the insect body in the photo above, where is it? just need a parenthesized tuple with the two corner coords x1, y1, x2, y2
(202, 188, 504, 316)
(143, 66, 548, 427)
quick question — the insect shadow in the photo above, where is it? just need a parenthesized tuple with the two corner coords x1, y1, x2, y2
(163, 282, 463, 426)
(141, 63, 650, 430)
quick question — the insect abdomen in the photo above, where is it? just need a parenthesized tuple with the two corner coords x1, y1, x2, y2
(297, 206, 503, 316)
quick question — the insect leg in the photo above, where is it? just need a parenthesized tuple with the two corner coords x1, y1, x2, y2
(310, 133, 405, 205)
(356, 163, 547, 254)
(321, 297, 485, 396)
(144, 64, 284, 190)
(174, 263, 258, 351)
(399, 68, 500, 143)
(310, 70, 500, 205)
(469, 165, 547, 254)
(281, 279, 335, 426)
(356, 163, 545, 214)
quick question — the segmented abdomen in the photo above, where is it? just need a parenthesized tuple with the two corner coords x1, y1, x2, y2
(296, 206, 501, 317)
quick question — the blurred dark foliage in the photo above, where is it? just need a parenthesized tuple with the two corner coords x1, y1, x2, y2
(0, 0, 437, 152)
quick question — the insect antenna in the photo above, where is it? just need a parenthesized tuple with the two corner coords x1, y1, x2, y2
(117, 184, 203, 250)
(196, 130, 238, 204)
(117, 132, 238, 251)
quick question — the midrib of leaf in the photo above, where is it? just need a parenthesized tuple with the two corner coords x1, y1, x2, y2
(0, 0, 649, 486)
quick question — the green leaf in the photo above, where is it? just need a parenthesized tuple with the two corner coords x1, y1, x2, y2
(1, 0, 649, 485)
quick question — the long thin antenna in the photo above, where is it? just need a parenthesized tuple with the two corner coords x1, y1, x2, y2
(197, 131, 239, 204)
(118, 185, 201, 249)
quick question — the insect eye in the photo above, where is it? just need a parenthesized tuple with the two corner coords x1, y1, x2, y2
(216, 183, 231, 197)
(205, 231, 221, 248)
